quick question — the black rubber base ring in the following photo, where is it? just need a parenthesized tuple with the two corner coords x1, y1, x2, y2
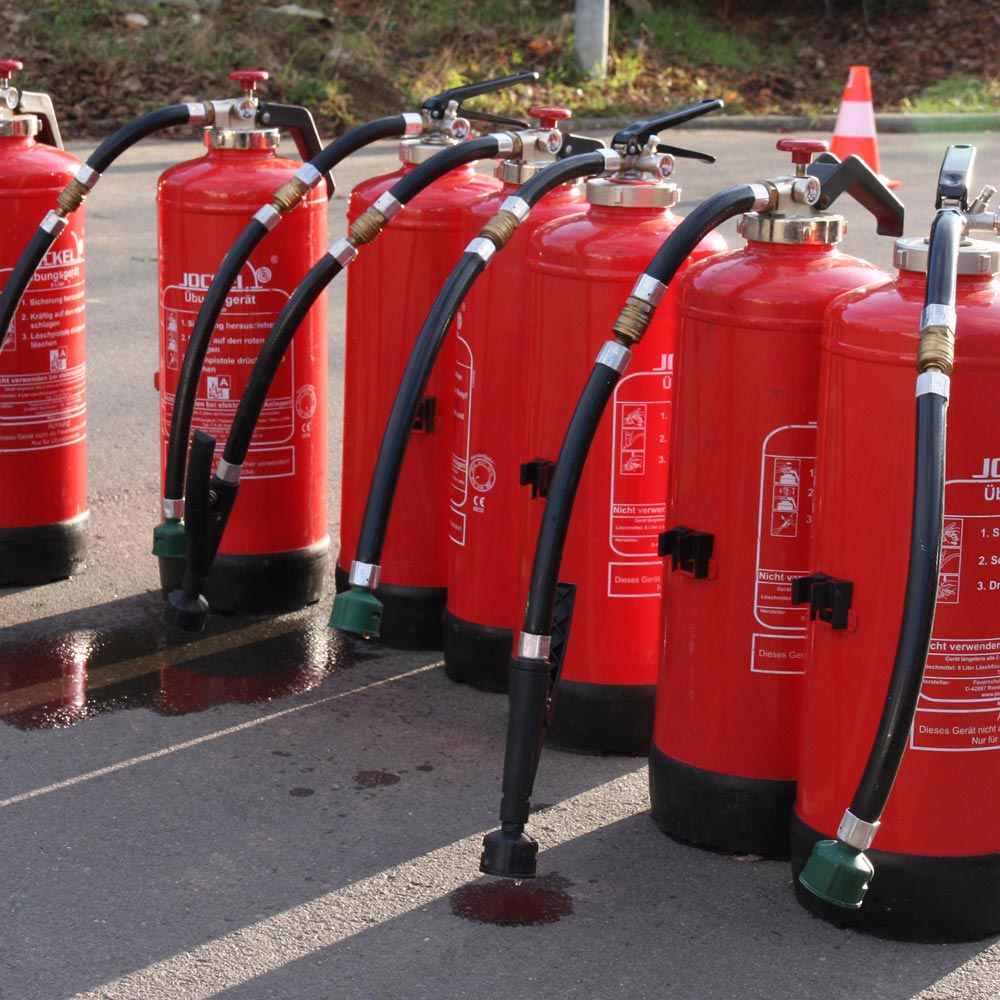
(0, 513, 89, 586)
(649, 742, 796, 858)
(790, 812, 1000, 942)
(442, 609, 511, 692)
(544, 678, 655, 757)
(335, 563, 444, 650)
(160, 539, 329, 615)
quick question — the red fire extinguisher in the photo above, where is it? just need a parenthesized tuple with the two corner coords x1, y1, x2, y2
(441, 103, 604, 684)
(510, 111, 727, 754)
(791, 145, 1000, 941)
(336, 73, 537, 648)
(0, 60, 88, 585)
(156, 70, 329, 615)
(649, 139, 904, 858)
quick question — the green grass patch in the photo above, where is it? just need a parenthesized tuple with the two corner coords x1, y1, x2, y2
(901, 75, 1000, 113)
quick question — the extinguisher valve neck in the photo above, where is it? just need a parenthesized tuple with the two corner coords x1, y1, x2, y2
(596, 340, 632, 374)
(402, 112, 423, 136)
(517, 632, 551, 661)
(798, 839, 874, 910)
(837, 809, 880, 851)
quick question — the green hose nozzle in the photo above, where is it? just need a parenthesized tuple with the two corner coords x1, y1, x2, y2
(329, 585, 383, 638)
(152, 517, 186, 559)
(799, 838, 875, 909)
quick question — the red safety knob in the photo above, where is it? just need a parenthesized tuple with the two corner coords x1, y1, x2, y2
(0, 60, 24, 78)
(776, 137, 829, 166)
(528, 105, 572, 129)
(229, 69, 269, 92)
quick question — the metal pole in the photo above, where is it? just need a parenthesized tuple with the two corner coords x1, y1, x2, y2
(574, 0, 609, 79)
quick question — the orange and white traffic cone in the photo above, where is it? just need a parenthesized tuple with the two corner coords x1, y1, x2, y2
(831, 65, 900, 189)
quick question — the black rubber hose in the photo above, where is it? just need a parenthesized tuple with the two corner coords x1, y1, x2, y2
(522, 184, 761, 636)
(87, 104, 193, 173)
(847, 209, 960, 823)
(352, 147, 613, 568)
(523, 362, 621, 634)
(644, 184, 761, 284)
(0, 103, 194, 353)
(162, 115, 412, 502)
(387, 134, 505, 204)
(0, 226, 60, 352)
(163, 220, 271, 500)
(309, 114, 410, 177)
(354, 252, 486, 562)
(226, 252, 344, 466)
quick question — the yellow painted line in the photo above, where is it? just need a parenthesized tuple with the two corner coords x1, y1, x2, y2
(0, 615, 311, 715)
(0, 660, 443, 810)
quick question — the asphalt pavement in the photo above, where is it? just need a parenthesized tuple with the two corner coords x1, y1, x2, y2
(1, 122, 999, 1000)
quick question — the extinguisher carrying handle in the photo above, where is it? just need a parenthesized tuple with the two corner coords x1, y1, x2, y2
(611, 98, 724, 155)
(16, 90, 63, 149)
(807, 152, 905, 237)
(935, 142, 975, 210)
(255, 101, 333, 197)
(422, 71, 540, 120)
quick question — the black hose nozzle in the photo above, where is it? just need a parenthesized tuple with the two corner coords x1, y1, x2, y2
(480, 654, 553, 879)
(164, 430, 217, 632)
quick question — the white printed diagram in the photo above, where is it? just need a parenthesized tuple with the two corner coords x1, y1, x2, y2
(937, 518, 962, 604)
(770, 459, 801, 537)
(619, 404, 647, 475)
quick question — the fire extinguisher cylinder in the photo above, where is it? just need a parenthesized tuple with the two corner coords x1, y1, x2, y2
(331, 146, 621, 639)
(167, 128, 535, 630)
(158, 73, 543, 567)
(799, 204, 962, 910)
(0, 101, 196, 353)
(155, 112, 423, 550)
(481, 182, 774, 877)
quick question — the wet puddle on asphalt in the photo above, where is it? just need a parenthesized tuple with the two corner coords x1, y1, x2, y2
(450, 873, 574, 926)
(0, 596, 351, 729)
